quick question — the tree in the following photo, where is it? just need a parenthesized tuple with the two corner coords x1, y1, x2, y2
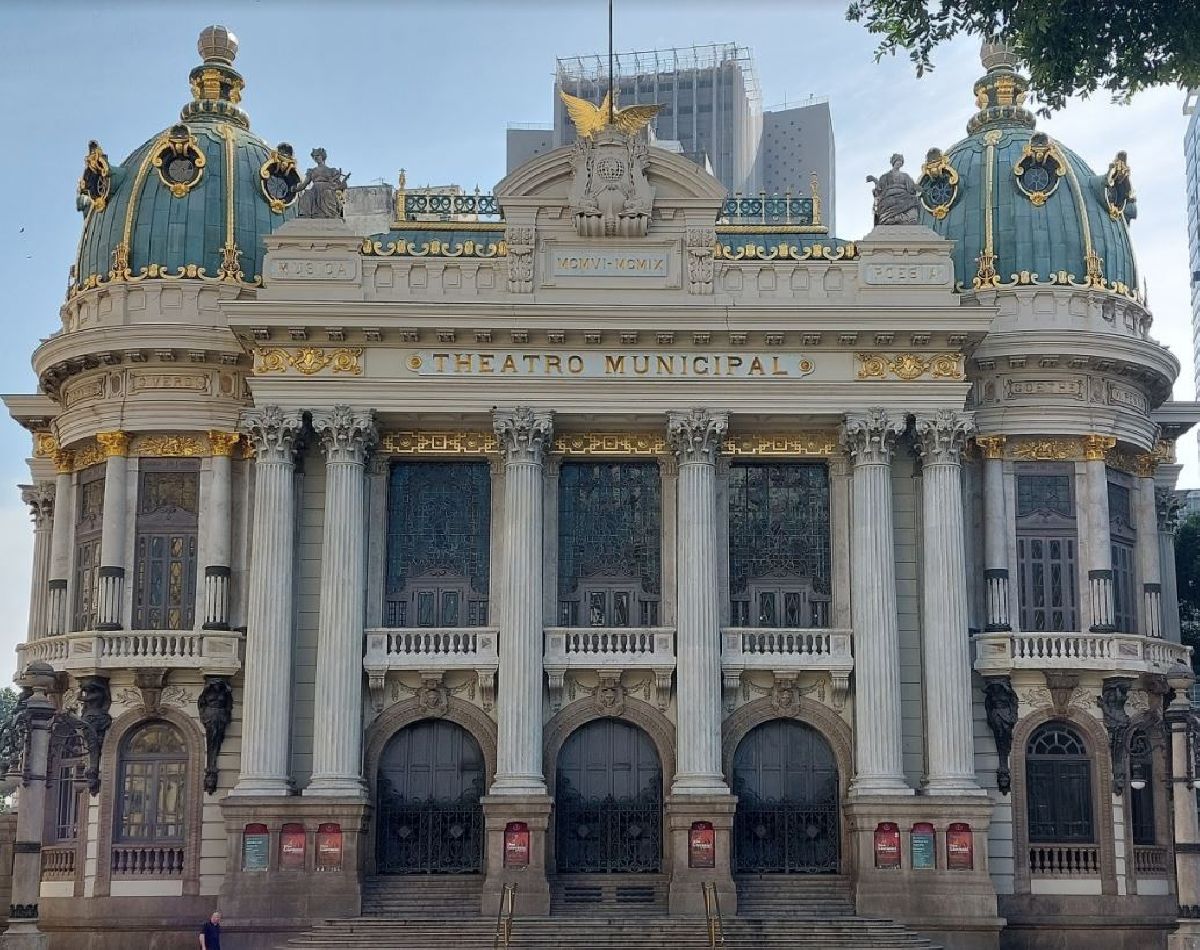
(845, 1, 1200, 112)
(1175, 513, 1200, 672)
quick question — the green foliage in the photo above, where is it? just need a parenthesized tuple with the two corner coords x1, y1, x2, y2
(845, 0, 1200, 112)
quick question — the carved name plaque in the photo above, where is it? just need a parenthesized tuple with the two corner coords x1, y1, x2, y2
(406, 351, 815, 380)
(550, 249, 670, 278)
(267, 258, 359, 281)
(862, 261, 951, 285)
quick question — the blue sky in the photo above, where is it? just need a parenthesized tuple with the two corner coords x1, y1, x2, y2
(0, 0, 1196, 680)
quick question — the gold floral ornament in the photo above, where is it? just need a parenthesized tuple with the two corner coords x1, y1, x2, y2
(216, 242, 243, 283)
(917, 147, 959, 220)
(253, 347, 363, 376)
(153, 124, 206, 198)
(855, 353, 964, 381)
(77, 140, 112, 214)
(259, 142, 303, 213)
(1013, 132, 1066, 207)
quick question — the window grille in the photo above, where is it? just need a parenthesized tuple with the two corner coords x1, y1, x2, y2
(72, 465, 105, 631)
(132, 462, 199, 630)
(1108, 479, 1137, 633)
(116, 722, 188, 843)
(1016, 467, 1079, 632)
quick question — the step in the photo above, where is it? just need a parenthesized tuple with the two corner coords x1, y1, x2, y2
(550, 873, 669, 917)
(361, 874, 483, 918)
(735, 873, 855, 918)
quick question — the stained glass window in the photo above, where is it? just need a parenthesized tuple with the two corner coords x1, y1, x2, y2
(386, 462, 491, 627)
(1026, 722, 1094, 843)
(72, 465, 105, 632)
(1016, 465, 1079, 633)
(728, 462, 830, 628)
(133, 462, 199, 630)
(558, 462, 661, 627)
(116, 721, 187, 843)
(1109, 479, 1137, 634)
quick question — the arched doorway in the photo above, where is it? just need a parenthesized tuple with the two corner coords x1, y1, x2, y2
(375, 719, 484, 874)
(555, 718, 662, 873)
(732, 719, 840, 873)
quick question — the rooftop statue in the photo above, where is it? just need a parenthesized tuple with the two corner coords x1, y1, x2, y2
(867, 153, 920, 226)
(559, 89, 662, 139)
(297, 147, 350, 219)
(1104, 150, 1137, 223)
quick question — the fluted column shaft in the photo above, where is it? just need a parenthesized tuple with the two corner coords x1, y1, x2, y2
(842, 409, 911, 796)
(1156, 486, 1183, 643)
(203, 433, 239, 630)
(47, 464, 73, 636)
(916, 411, 984, 795)
(1134, 473, 1162, 637)
(231, 407, 302, 797)
(978, 437, 1011, 631)
(492, 408, 553, 795)
(95, 431, 129, 630)
(307, 407, 376, 797)
(21, 483, 54, 642)
(668, 409, 728, 794)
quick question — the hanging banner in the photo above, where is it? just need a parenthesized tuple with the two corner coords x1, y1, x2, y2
(688, 821, 716, 869)
(947, 822, 974, 870)
(910, 822, 935, 870)
(280, 822, 306, 870)
(316, 822, 343, 871)
(503, 822, 530, 868)
(242, 823, 269, 871)
(873, 822, 901, 869)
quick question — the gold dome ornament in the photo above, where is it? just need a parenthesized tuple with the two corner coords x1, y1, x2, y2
(77, 140, 112, 213)
(153, 124, 206, 198)
(197, 24, 238, 64)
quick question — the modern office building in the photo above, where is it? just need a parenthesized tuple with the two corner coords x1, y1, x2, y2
(6, 25, 1200, 950)
(1184, 90, 1200, 413)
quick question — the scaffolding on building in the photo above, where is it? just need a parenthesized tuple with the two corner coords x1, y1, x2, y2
(555, 43, 761, 107)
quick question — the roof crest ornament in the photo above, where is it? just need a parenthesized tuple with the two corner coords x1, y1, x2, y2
(182, 25, 250, 130)
(967, 37, 1036, 135)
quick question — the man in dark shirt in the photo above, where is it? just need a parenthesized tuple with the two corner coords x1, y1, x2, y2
(199, 910, 221, 950)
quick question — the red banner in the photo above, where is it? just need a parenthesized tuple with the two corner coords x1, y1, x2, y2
(503, 821, 530, 868)
(316, 822, 343, 871)
(280, 822, 306, 870)
(688, 821, 715, 869)
(873, 821, 901, 869)
(947, 822, 974, 870)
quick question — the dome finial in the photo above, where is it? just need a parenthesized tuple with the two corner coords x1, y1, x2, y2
(198, 25, 239, 65)
(183, 24, 249, 129)
(980, 36, 1019, 72)
(967, 34, 1035, 135)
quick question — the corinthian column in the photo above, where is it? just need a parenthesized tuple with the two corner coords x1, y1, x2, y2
(1133, 461, 1163, 637)
(915, 410, 984, 795)
(230, 407, 303, 797)
(21, 483, 54, 642)
(1084, 434, 1117, 632)
(306, 407, 376, 797)
(668, 409, 729, 794)
(95, 431, 129, 630)
(976, 436, 1012, 631)
(202, 431, 241, 630)
(491, 407, 553, 795)
(841, 408, 911, 796)
(46, 450, 74, 636)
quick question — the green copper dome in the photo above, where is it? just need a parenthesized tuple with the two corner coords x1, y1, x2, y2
(918, 41, 1139, 298)
(71, 26, 300, 298)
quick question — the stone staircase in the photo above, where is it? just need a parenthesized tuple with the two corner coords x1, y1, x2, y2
(734, 873, 856, 917)
(361, 874, 484, 918)
(550, 873, 669, 916)
(280, 916, 941, 949)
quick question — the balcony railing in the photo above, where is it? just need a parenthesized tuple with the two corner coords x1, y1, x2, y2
(16, 629, 242, 675)
(41, 845, 76, 881)
(721, 627, 853, 711)
(974, 631, 1192, 677)
(111, 844, 184, 877)
(1029, 844, 1100, 877)
(543, 627, 676, 712)
(1133, 845, 1169, 875)
(363, 627, 499, 712)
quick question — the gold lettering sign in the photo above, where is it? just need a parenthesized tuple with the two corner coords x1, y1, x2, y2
(406, 351, 815, 380)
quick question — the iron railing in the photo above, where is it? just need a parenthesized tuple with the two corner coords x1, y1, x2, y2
(702, 881, 724, 948)
(493, 881, 517, 950)
(555, 792, 662, 873)
(402, 193, 502, 221)
(376, 796, 484, 874)
(720, 194, 816, 227)
(734, 799, 839, 874)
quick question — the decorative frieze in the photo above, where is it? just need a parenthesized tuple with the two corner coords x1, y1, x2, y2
(253, 346, 363, 376)
(855, 352, 964, 381)
(721, 431, 841, 457)
(553, 432, 665, 456)
(380, 430, 497, 455)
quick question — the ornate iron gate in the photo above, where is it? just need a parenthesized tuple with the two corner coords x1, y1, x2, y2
(375, 719, 484, 874)
(555, 718, 662, 873)
(732, 719, 840, 874)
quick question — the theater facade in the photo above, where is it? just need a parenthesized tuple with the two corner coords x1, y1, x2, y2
(6, 24, 1200, 950)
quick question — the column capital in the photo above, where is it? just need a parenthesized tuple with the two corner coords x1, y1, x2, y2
(310, 405, 377, 464)
(493, 407, 554, 464)
(914, 409, 976, 465)
(667, 409, 728, 464)
(839, 407, 906, 466)
(975, 434, 1006, 460)
(207, 430, 242, 457)
(95, 430, 130, 458)
(20, 482, 54, 527)
(1156, 486, 1183, 532)
(239, 406, 304, 465)
(1083, 433, 1117, 461)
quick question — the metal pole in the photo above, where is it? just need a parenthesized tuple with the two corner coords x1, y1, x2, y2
(608, 0, 615, 120)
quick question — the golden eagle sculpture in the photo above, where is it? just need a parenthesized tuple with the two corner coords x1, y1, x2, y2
(559, 90, 662, 138)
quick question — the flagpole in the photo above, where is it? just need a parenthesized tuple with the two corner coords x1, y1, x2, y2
(608, 0, 615, 121)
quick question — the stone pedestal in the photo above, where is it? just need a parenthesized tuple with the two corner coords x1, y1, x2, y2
(844, 796, 1003, 950)
(664, 793, 737, 917)
(218, 797, 368, 934)
(480, 795, 552, 916)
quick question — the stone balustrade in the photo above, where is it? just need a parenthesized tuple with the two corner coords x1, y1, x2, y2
(41, 846, 76, 881)
(110, 844, 185, 877)
(974, 630, 1191, 677)
(543, 627, 676, 713)
(721, 628, 853, 711)
(1028, 844, 1101, 877)
(16, 629, 242, 675)
(1133, 845, 1169, 876)
(363, 627, 499, 714)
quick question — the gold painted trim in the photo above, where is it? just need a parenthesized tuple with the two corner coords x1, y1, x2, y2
(215, 124, 245, 283)
(974, 132, 1000, 288)
(553, 433, 666, 456)
(131, 435, 208, 458)
(1008, 437, 1086, 462)
(1083, 434, 1117, 462)
(152, 127, 206, 199)
(384, 220, 507, 233)
(1059, 149, 1105, 288)
(254, 347, 363, 376)
(380, 431, 498, 455)
(722, 432, 841, 458)
(715, 241, 858, 262)
(95, 431, 130, 458)
(363, 237, 507, 259)
(855, 353, 964, 381)
(975, 435, 1006, 460)
(1012, 139, 1066, 206)
(918, 148, 960, 219)
(33, 431, 57, 460)
(113, 132, 169, 282)
(53, 448, 74, 475)
(208, 431, 242, 457)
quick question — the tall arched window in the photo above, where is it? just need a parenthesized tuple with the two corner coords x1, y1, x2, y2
(1128, 728, 1155, 846)
(1026, 722, 1094, 843)
(116, 722, 188, 843)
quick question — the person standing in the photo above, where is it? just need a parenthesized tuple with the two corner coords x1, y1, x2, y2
(199, 911, 221, 950)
